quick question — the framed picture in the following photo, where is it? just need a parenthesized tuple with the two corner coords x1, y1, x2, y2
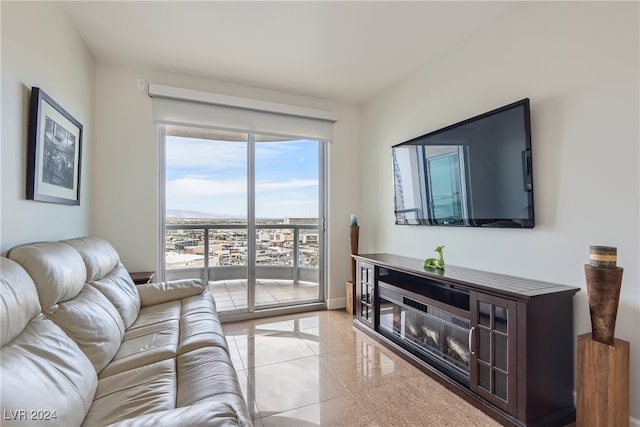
(27, 87, 83, 205)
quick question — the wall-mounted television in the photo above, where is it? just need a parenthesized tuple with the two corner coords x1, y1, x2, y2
(392, 98, 534, 228)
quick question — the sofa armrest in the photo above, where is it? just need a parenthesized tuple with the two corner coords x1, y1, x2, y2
(137, 279, 206, 307)
(106, 402, 243, 427)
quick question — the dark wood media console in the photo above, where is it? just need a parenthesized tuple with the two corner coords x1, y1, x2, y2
(352, 253, 580, 427)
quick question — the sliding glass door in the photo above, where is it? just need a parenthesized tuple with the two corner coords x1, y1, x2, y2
(254, 139, 322, 308)
(162, 125, 325, 316)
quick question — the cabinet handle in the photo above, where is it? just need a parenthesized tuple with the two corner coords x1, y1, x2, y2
(469, 327, 476, 356)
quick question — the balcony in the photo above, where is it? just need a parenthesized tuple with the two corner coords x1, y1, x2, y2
(165, 222, 321, 312)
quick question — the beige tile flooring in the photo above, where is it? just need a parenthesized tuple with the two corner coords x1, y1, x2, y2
(222, 309, 503, 427)
(210, 280, 320, 312)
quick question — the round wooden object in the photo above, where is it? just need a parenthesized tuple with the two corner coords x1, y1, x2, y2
(589, 245, 617, 268)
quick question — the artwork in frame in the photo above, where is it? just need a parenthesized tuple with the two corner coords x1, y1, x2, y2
(27, 87, 83, 205)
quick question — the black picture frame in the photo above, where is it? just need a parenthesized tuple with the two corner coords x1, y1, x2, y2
(27, 87, 83, 205)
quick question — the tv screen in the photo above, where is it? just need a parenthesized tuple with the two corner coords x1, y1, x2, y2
(392, 99, 534, 228)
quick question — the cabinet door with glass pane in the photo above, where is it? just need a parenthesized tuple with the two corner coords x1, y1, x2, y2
(470, 292, 517, 415)
(355, 261, 375, 328)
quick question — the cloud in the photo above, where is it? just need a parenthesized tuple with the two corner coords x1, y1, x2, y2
(166, 177, 245, 197)
(166, 177, 318, 198)
(166, 137, 246, 170)
(256, 179, 318, 191)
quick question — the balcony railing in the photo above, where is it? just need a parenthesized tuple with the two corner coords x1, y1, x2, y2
(165, 223, 320, 284)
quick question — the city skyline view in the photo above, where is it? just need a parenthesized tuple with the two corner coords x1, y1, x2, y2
(166, 135, 320, 219)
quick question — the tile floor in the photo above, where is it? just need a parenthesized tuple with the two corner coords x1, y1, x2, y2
(222, 309, 503, 427)
(210, 280, 319, 312)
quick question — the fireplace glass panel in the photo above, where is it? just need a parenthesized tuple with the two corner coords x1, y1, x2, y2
(378, 285, 470, 385)
(443, 323, 470, 371)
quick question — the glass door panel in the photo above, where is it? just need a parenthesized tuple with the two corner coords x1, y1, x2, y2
(254, 138, 321, 309)
(164, 126, 248, 313)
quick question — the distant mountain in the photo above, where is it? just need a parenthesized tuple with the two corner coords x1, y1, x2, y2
(166, 209, 244, 219)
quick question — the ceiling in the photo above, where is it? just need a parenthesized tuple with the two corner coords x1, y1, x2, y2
(60, 1, 513, 105)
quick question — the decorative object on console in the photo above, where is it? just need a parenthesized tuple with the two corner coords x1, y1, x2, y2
(349, 216, 359, 284)
(423, 245, 445, 270)
(346, 214, 359, 314)
(585, 245, 623, 345)
(27, 87, 83, 205)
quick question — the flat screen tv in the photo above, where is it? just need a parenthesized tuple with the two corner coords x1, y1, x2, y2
(392, 98, 534, 228)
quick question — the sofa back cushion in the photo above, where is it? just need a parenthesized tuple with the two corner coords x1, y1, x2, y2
(48, 285, 125, 373)
(62, 237, 141, 328)
(9, 241, 125, 373)
(0, 258, 41, 346)
(8, 242, 86, 308)
(61, 236, 120, 281)
(89, 263, 141, 328)
(1, 258, 97, 427)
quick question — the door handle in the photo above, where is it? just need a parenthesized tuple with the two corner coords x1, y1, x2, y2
(469, 326, 476, 356)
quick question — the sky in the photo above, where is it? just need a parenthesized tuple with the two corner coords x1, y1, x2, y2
(165, 135, 319, 218)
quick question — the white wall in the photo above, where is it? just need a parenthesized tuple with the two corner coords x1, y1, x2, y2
(92, 65, 360, 307)
(1, 2, 95, 253)
(361, 1, 639, 421)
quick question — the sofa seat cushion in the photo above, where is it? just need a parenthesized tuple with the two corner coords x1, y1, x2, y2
(129, 300, 181, 330)
(99, 320, 179, 378)
(177, 347, 253, 427)
(107, 402, 242, 427)
(90, 348, 253, 427)
(179, 293, 229, 354)
(99, 292, 229, 378)
(177, 346, 242, 406)
(82, 359, 176, 427)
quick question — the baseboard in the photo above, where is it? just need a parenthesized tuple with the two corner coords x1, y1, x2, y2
(326, 297, 346, 310)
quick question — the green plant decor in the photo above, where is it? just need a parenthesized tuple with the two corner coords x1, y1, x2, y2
(424, 245, 445, 270)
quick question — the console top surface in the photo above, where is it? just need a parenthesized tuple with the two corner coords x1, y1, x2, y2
(353, 253, 580, 300)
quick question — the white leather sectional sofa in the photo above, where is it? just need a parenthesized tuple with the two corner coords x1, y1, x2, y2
(0, 237, 252, 427)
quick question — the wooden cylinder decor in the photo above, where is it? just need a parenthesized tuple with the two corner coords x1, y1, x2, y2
(577, 334, 630, 426)
(585, 245, 623, 345)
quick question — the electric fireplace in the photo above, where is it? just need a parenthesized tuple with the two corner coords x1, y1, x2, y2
(378, 283, 471, 386)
